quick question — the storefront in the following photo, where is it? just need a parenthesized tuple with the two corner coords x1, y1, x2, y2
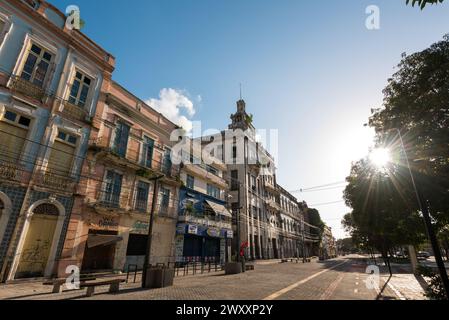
(176, 188, 233, 265)
(124, 219, 150, 271)
(175, 223, 232, 264)
(82, 215, 122, 272)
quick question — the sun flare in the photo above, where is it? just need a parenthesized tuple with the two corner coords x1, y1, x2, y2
(370, 148, 391, 168)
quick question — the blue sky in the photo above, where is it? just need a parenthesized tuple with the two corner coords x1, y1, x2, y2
(54, 0, 449, 238)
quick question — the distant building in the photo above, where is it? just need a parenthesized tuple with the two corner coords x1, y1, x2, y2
(198, 99, 314, 261)
(320, 226, 337, 259)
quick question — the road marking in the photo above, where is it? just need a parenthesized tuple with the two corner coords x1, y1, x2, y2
(320, 274, 344, 300)
(263, 260, 348, 300)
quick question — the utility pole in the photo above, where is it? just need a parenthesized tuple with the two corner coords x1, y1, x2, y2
(142, 175, 164, 288)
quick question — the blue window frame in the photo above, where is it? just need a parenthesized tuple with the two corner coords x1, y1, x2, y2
(142, 136, 154, 168)
(160, 187, 170, 210)
(102, 170, 123, 207)
(186, 175, 194, 190)
(112, 121, 130, 158)
(135, 181, 150, 212)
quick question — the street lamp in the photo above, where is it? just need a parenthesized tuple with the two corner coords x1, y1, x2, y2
(142, 174, 165, 288)
(373, 126, 449, 298)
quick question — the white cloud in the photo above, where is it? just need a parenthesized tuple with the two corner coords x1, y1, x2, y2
(146, 88, 196, 132)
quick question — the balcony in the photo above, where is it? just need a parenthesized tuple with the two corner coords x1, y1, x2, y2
(157, 205, 178, 219)
(264, 181, 279, 194)
(265, 198, 281, 212)
(182, 163, 227, 190)
(178, 212, 232, 230)
(0, 161, 23, 182)
(134, 198, 149, 213)
(61, 100, 89, 123)
(34, 170, 76, 192)
(9, 75, 45, 102)
(96, 190, 122, 209)
(89, 137, 180, 183)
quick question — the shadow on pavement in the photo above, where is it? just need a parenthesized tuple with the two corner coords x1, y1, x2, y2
(376, 275, 392, 300)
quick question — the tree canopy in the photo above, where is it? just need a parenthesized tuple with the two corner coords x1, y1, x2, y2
(306, 208, 325, 242)
(343, 35, 449, 255)
(369, 35, 449, 228)
(406, 0, 445, 9)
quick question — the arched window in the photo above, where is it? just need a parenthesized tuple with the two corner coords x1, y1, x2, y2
(33, 203, 59, 216)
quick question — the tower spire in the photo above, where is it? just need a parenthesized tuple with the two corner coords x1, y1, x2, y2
(239, 83, 242, 100)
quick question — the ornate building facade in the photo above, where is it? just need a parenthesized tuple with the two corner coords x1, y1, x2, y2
(0, 0, 114, 281)
(0, 0, 322, 284)
(57, 81, 182, 276)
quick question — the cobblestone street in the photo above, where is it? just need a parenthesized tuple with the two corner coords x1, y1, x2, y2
(0, 255, 428, 300)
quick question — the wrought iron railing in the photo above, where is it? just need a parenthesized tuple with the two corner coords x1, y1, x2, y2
(157, 205, 177, 219)
(178, 213, 232, 229)
(96, 190, 122, 209)
(89, 137, 180, 179)
(134, 198, 148, 213)
(34, 170, 75, 191)
(9, 75, 46, 101)
(0, 161, 23, 182)
(61, 100, 88, 122)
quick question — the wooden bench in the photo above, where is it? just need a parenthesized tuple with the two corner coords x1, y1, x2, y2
(43, 276, 96, 294)
(80, 279, 126, 297)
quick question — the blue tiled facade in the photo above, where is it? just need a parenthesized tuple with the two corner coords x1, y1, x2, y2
(0, 185, 26, 269)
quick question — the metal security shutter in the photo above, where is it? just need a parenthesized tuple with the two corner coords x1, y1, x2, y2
(0, 121, 27, 163)
(47, 140, 75, 175)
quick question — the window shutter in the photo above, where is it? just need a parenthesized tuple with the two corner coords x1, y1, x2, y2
(47, 140, 75, 175)
(0, 121, 27, 163)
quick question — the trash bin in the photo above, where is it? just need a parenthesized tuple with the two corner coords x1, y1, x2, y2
(224, 262, 243, 275)
(144, 265, 175, 289)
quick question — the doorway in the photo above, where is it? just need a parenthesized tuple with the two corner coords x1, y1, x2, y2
(15, 204, 59, 278)
(82, 230, 119, 272)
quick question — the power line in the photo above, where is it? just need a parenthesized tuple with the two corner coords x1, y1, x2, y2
(308, 200, 345, 207)
(299, 185, 347, 193)
(289, 181, 346, 193)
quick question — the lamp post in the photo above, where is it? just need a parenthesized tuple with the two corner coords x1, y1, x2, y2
(385, 127, 449, 298)
(142, 174, 165, 288)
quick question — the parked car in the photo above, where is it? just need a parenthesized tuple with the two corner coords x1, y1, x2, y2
(417, 251, 431, 260)
(395, 251, 407, 258)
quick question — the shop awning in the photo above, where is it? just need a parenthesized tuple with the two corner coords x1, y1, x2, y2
(87, 234, 123, 248)
(205, 200, 232, 218)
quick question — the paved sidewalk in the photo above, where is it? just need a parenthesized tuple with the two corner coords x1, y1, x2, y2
(0, 256, 429, 300)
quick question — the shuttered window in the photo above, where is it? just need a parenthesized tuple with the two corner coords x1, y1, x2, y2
(47, 130, 77, 176)
(47, 140, 75, 175)
(0, 112, 29, 163)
